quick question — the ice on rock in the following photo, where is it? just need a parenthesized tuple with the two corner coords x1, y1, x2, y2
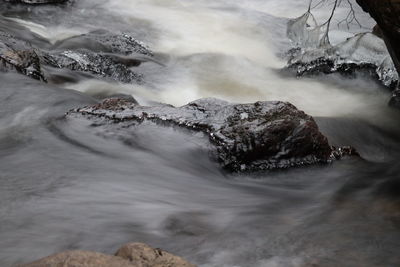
(378, 56, 399, 87)
(287, 11, 329, 49)
(334, 33, 391, 65)
(286, 6, 398, 87)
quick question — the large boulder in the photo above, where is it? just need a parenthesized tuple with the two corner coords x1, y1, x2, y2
(0, 31, 45, 81)
(19, 243, 195, 267)
(69, 98, 357, 172)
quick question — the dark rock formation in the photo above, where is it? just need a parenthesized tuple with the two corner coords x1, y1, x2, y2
(287, 56, 380, 83)
(42, 50, 144, 83)
(19, 243, 195, 267)
(356, 0, 400, 77)
(0, 31, 45, 81)
(41, 30, 153, 83)
(69, 97, 357, 172)
(356, 0, 400, 106)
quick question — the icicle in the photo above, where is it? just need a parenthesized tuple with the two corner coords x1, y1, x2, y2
(287, 11, 322, 49)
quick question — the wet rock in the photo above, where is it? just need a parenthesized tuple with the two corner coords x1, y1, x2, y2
(51, 30, 153, 57)
(0, 24, 152, 83)
(330, 146, 360, 160)
(42, 50, 144, 83)
(0, 31, 45, 81)
(69, 98, 356, 172)
(19, 243, 195, 267)
(41, 31, 154, 83)
(287, 57, 380, 82)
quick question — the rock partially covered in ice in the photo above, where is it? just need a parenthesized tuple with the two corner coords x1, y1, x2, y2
(0, 31, 45, 81)
(287, 33, 399, 88)
(19, 243, 195, 267)
(42, 50, 144, 83)
(41, 31, 153, 83)
(69, 98, 356, 172)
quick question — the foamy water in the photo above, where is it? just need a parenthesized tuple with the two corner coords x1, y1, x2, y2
(59, 0, 389, 124)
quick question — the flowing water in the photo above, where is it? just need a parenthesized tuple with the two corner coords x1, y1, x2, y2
(1, 1, 400, 266)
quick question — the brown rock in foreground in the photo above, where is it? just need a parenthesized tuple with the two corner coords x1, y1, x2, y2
(19, 243, 196, 267)
(115, 243, 195, 267)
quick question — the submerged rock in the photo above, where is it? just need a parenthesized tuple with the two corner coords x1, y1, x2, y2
(0, 31, 45, 81)
(69, 97, 356, 172)
(19, 243, 195, 267)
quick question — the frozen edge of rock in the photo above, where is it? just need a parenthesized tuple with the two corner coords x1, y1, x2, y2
(286, 33, 399, 88)
(18, 242, 196, 267)
(68, 97, 358, 172)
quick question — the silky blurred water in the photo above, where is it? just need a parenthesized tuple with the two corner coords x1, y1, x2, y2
(0, 1, 400, 266)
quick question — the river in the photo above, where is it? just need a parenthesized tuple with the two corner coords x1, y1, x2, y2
(0, 0, 400, 266)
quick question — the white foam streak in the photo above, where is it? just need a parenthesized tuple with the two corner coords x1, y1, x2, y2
(7, 17, 86, 44)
